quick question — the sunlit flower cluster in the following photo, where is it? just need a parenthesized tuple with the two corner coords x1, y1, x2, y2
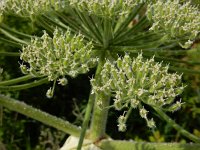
(147, 0, 200, 48)
(20, 28, 98, 83)
(1, 0, 67, 18)
(91, 54, 184, 131)
(69, 0, 145, 19)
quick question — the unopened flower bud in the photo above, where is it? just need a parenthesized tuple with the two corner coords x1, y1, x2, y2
(58, 78, 68, 86)
(46, 87, 54, 99)
(117, 123, 126, 132)
(20, 64, 28, 74)
(140, 107, 148, 119)
(147, 118, 156, 128)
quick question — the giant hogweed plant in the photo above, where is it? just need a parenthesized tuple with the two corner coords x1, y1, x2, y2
(0, 0, 200, 149)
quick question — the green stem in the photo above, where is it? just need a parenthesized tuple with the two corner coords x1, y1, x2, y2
(77, 93, 95, 150)
(0, 52, 20, 57)
(0, 94, 81, 137)
(0, 28, 28, 45)
(89, 92, 111, 140)
(77, 51, 107, 149)
(0, 75, 34, 86)
(89, 53, 111, 140)
(114, 4, 144, 39)
(73, 9, 103, 44)
(153, 107, 200, 143)
(103, 18, 111, 49)
(0, 24, 33, 39)
(99, 140, 200, 150)
(0, 77, 48, 91)
(0, 37, 22, 48)
(86, 19, 112, 141)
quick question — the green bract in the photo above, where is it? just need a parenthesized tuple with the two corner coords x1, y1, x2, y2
(147, 0, 200, 48)
(20, 29, 98, 81)
(69, 0, 144, 19)
(91, 54, 184, 130)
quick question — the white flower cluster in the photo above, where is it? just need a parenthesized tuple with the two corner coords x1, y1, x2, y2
(20, 28, 98, 82)
(91, 54, 184, 131)
(1, 0, 67, 18)
(147, 0, 200, 48)
(69, 0, 144, 19)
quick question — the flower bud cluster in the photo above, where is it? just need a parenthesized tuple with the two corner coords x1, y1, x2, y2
(91, 54, 184, 130)
(147, 0, 200, 48)
(1, 0, 67, 18)
(20, 28, 98, 83)
(69, 0, 144, 19)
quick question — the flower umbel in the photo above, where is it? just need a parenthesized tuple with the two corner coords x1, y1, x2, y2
(20, 28, 97, 81)
(147, 0, 200, 48)
(20, 28, 98, 97)
(69, 0, 144, 19)
(1, 0, 67, 18)
(91, 54, 184, 130)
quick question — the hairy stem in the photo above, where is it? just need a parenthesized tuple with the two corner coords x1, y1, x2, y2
(77, 51, 108, 149)
(89, 52, 111, 140)
(0, 94, 81, 137)
(90, 93, 111, 140)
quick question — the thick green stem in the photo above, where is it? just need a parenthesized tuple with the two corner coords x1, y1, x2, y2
(86, 18, 112, 141)
(99, 140, 200, 150)
(77, 51, 108, 149)
(0, 94, 81, 137)
(89, 53, 111, 140)
(153, 107, 200, 143)
(89, 93, 111, 140)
